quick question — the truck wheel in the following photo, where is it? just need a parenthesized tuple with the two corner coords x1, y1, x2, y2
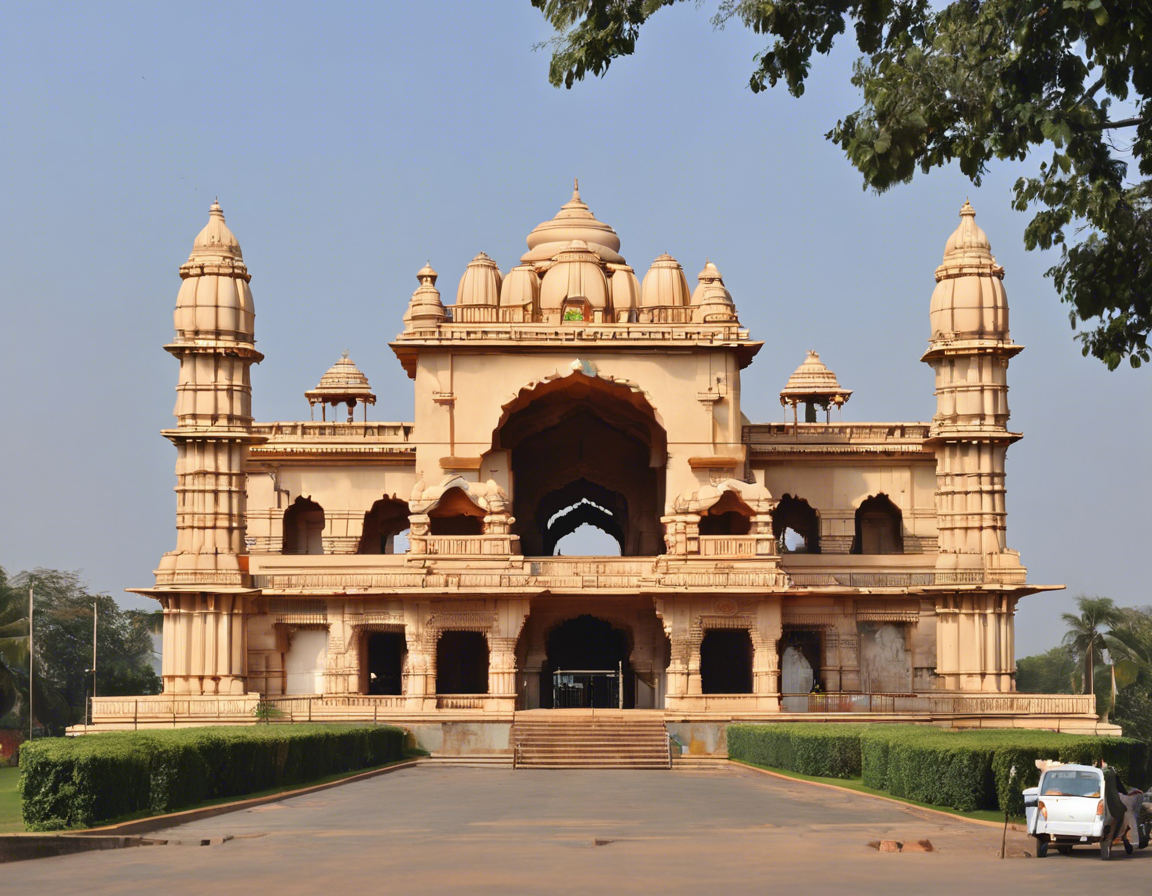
(1100, 838, 1112, 860)
(1035, 838, 1048, 858)
(1057, 845, 1072, 855)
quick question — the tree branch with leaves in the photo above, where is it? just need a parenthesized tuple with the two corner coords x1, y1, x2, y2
(533, 0, 1152, 368)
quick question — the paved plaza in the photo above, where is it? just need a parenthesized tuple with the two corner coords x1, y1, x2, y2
(7, 765, 1149, 894)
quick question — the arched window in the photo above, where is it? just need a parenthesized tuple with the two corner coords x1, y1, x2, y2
(428, 487, 485, 536)
(771, 494, 820, 554)
(283, 496, 325, 555)
(358, 498, 410, 554)
(698, 491, 753, 536)
(852, 494, 903, 554)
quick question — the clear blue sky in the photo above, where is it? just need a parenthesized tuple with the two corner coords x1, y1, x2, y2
(1, 2, 1148, 656)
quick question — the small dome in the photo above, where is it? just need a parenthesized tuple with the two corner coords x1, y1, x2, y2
(306, 350, 377, 403)
(175, 200, 254, 342)
(780, 351, 852, 408)
(305, 351, 376, 422)
(608, 265, 640, 318)
(693, 281, 737, 323)
(190, 199, 242, 259)
(930, 201, 1009, 340)
(640, 253, 690, 307)
(501, 263, 541, 309)
(404, 261, 445, 328)
(456, 252, 502, 306)
(539, 240, 610, 312)
(523, 180, 625, 265)
(690, 259, 733, 306)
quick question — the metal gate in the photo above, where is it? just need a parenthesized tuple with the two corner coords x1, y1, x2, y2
(552, 664, 623, 709)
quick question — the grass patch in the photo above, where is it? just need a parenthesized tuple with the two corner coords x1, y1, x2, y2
(731, 759, 1022, 825)
(0, 766, 24, 833)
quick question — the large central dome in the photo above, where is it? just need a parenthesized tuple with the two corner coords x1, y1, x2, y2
(522, 180, 624, 264)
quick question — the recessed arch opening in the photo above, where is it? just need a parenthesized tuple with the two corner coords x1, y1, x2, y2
(494, 373, 666, 557)
(428, 487, 485, 536)
(851, 493, 904, 554)
(283, 496, 325, 555)
(772, 494, 820, 554)
(698, 490, 754, 536)
(542, 614, 634, 708)
(357, 497, 410, 554)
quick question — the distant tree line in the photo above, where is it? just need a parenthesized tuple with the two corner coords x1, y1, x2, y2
(1017, 596, 1152, 744)
(0, 567, 160, 735)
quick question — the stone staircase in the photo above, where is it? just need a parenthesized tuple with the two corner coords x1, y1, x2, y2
(512, 710, 671, 769)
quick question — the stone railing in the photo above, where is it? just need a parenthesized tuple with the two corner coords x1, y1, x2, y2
(436, 695, 487, 710)
(252, 422, 413, 441)
(928, 693, 1096, 716)
(90, 695, 260, 725)
(787, 570, 1027, 587)
(698, 535, 773, 557)
(744, 422, 932, 443)
(409, 535, 520, 556)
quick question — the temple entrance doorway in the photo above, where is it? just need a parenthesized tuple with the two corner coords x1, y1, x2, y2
(363, 631, 405, 695)
(436, 631, 489, 694)
(542, 614, 634, 708)
(699, 629, 753, 694)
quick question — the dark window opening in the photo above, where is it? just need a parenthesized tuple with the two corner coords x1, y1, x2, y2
(365, 632, 405, 695)
(700, 629, 754, 694)
(699, 491, 753, 536)
(358, 498, 410, 554)
(851, 493, 903, 554)
(429, 487, 485, 536)
(283, 496, 325, 555)
(772, 494, 820, 554)
(436, 631, 489, 694)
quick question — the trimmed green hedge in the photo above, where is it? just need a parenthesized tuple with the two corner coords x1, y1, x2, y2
(20, 724, 406, 831)
(730, 723, 1147, 815)
(728, 724, 868, 778)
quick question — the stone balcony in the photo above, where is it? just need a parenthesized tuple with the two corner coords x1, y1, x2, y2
(245, 549, 1030, 595)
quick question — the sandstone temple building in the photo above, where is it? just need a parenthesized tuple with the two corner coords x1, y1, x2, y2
(91, 184, 1105, 751)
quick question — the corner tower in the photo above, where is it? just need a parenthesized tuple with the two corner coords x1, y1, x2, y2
(923, 201, 1024, 691)
(152, 201, 265, 695)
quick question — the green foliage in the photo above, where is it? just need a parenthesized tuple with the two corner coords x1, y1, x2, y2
(731, 723, 1147, 814)
(19, 724, 406, 831)
(1062, 595, 1124, 697)
(534, 0, 1152, 369)
(728, 723, 867, 778)
(3, 569, 161, 733)
(1015, 646, 1077, 695)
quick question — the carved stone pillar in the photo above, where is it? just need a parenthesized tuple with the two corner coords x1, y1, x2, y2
(488, 636, 518, 697)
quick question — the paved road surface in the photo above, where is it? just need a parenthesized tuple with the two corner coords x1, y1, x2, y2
(7, 765, 1149, 894)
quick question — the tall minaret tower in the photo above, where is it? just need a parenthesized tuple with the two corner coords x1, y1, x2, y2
(153, 201, 264, 695)
(923, 201, 1023, 691)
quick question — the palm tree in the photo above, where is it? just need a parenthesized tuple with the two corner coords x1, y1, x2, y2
(1061, 596, 1124, 696)
(0, 570, 30, 720)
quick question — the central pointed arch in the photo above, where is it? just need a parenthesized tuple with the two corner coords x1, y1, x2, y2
(493, 371, 666, 556)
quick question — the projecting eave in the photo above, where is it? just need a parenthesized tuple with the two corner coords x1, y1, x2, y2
(390, 332, 763, 378)
(127, 586, 262, 598)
